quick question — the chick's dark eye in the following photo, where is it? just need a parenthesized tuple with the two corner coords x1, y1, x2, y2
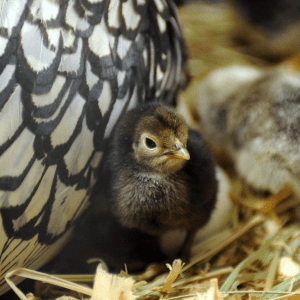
(145, 138, 156, 149)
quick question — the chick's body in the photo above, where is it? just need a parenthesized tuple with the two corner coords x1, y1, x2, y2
(106, 103, 218, 241)
(195, 66, 300, 196)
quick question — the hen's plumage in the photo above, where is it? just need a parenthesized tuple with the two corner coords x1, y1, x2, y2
(0, 0, 189, 295)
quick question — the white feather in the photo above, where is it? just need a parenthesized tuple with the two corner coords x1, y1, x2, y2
(0, 64, 15, 93)
(108, 0, 121, 29)
(149, 38, 155, 87)
(63, 116, 94, 176)
(0, 0, 26, 37)
(50, 92, 85, 148)
(87, 0, 104, 3)
(30, 0, 60, 22)
(0, 85, 22, 147)
(90, 151, 103, 169)
(126, 85, 138, 111)
(65, 0, 79, 32)
(122, 0, 141, 30)
(98, 80, 112, 116)
(156, 13, 166, 33)
(1, 159, 45, 208)
(21, 22, 56, 72)
(117, 70, 126, 88)
(142, 48, 148, 67)
(156, 64, 164, 82)
(61, 27, 76, 49)
(45, 28, 61, 51)
(86, 60, 99, 90)
(0, 226, 72, 295)
(89, 17, 115, 58)
(136, 0, 146, 6)
(47, 179, 89, 236)
(77, 16, 91, 32)
(153, 0, 164, 13)
(155, 49, 171, 97)
(11, 165, 57, 231)
(117, 35, 132, 60)
(58, 37, 83, 74)
(0, 128, 35, 178)
(104, 89, 130, 138)
(0, 36, 8, 56)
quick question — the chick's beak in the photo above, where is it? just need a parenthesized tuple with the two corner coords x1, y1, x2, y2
(173, 140, 190, 160)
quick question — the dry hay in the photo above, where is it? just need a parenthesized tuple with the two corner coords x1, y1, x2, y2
(6, 194, 300, 300)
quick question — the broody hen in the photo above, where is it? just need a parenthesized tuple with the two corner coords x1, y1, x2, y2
(0, 0, 188, 295)
(102, 102, 218, 261)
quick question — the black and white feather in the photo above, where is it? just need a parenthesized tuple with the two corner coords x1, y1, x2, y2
(0, 0, 189, 295)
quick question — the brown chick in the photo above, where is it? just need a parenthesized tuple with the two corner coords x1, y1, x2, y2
(103, 102, 218, 260)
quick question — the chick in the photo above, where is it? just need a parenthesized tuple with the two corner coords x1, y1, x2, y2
(195, 65, 300, 198)
(103, 102, 218, 261)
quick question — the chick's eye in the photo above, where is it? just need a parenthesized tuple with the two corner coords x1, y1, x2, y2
(144, 138, 156, 149)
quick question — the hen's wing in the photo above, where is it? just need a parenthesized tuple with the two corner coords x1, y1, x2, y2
(0, 0, 189, 294)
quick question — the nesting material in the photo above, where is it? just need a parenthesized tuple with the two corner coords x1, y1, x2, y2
(5, 268, 92, 300)
(7, 188, 300, 300)
(162, 259, 184, 294)
(6, 201, 300, 300)
(279, 257, 300, 278)
(90, 264, 136, 300)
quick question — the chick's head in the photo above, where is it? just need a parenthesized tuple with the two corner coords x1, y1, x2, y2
(133, 106, 190, 173)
